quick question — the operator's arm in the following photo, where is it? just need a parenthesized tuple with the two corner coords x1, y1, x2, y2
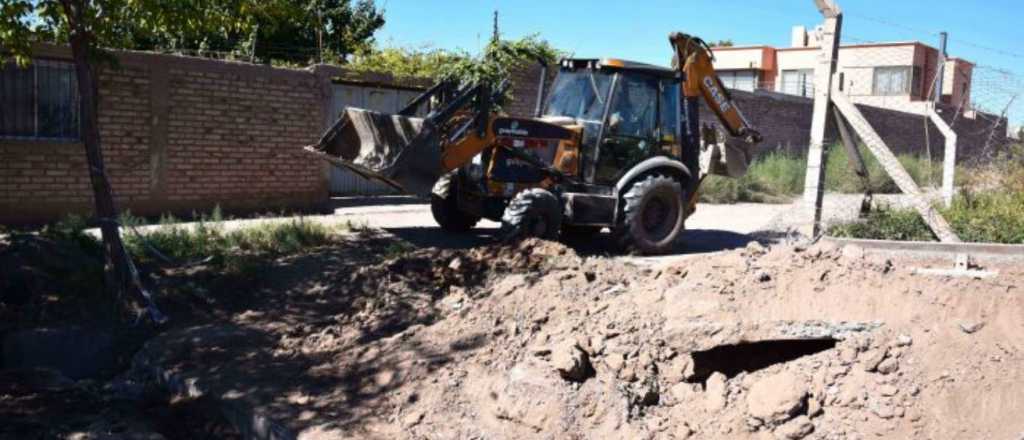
(669, 32, 763, 145)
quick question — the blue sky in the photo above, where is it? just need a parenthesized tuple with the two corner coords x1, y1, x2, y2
(377, 0, 1024, 125)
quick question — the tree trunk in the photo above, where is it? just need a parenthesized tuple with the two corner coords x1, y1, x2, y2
(67, 33, 133, 300)
(59, 0, 165, 323)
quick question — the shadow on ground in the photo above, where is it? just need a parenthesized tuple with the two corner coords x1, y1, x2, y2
(384, 226, 767, 257)
(133, 232, 504, 436)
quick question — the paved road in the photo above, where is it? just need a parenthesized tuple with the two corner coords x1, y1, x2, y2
(327, 197, 792, 262)
(120, 194, 895, 264)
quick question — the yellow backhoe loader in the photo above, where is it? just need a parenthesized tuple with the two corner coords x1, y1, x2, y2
(305, 32, 762, 254)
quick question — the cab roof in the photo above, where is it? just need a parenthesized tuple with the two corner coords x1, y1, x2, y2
(559, 58, 677, 78)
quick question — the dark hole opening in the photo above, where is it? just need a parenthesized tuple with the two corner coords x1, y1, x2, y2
(686, 338, 838, 385)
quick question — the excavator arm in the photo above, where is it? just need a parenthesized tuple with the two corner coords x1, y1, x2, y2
(669, 32, 763, 145)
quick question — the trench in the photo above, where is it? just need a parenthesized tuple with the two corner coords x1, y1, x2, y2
(686, 338, 838, 385)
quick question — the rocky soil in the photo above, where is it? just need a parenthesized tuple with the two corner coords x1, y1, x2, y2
(4, 231, 1022, 439)
(129, 237, 1023, 440)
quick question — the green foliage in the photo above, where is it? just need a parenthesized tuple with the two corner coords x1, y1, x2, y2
(700, 146, 948, 204)
(825, 145, 943, 193)
(39, 214, 104, 258)
(943, 189, 1024, 244)
(437, 35, 562, 87)
(709, 39, 734, 47)
(828, 185, 1024, 244)
(1, 0, 384, 65)
(122, 215, 337, 269)
(350, 35, 563, 104)
(348, 45, 463, 79)
(827, 208, 936, 242)
(700, 152, 806, 204)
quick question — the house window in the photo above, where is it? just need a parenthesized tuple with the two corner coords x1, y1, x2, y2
(781, 69, 814, 97)
(719, 70, 758, 92)
(0, 59, 80, 140)
(872, 66, 921, 96)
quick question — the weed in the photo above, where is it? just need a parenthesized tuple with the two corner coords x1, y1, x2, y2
(123, 217, 337, 269)
(39, 214, 103, 258)
(382, 240, 415, 260)
(827, 207, 936, 242)
(700, 146, 947, 204)
(828, 186, 1024, 244)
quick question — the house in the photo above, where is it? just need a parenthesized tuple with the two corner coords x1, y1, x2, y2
(710, 26, 974, 116)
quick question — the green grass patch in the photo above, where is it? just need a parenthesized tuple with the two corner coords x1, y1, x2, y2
(700, 152, 807, 204)
(33, 209, 338, 275)
(824, 146, 943, 194)
(120, 212, 337, 269)
(827, 208, 936, 242)
(828, 187, 1024, 244)
(700, 146, 946, 204)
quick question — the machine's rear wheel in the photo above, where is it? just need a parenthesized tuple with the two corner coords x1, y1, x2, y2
(500, 188, 563, 241)
(614, 175, 685, 254)
(431, 173, 480, 232)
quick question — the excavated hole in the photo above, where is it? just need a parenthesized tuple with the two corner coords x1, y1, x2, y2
(686, 338, 838, 385)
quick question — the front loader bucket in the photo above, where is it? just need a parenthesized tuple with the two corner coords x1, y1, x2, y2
(304, 108, 444, 197)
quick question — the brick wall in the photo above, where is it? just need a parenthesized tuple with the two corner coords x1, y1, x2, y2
(505, 62, 556, 117)
(0, 47, 345, 224)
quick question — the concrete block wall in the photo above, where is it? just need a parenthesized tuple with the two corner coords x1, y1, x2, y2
(702, 89, 1007, 163)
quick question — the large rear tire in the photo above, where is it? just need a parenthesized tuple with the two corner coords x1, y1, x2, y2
(614, 175, 685, 255)
(430, 173, 480, 232)
(500, 188, 563, 241)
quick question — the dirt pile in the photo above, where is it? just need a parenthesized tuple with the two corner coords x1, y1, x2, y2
(127, 236, 1022, 440)
(342, 241, 1022, 440)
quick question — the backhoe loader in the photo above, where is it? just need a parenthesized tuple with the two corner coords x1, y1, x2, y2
(305, 33, 763, 254)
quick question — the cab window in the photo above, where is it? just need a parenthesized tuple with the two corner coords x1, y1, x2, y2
(659, 79, 680, 143)
(607, 74, 658, 140)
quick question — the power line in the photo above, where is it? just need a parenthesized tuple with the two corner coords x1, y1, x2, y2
(845, 12, 940, 38)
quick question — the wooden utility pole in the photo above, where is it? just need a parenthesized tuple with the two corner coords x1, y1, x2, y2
(802, 0, 843, 238)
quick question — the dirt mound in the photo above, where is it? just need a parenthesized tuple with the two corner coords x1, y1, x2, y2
(336, 241, 1022, 439)
(117, 235, 1022, 440)
(0, 234, 101, 308)
(355, 238, 579, 296)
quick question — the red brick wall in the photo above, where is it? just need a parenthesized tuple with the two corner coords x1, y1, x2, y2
(0, 47, 333, 224)
(505, 62, 556, 118)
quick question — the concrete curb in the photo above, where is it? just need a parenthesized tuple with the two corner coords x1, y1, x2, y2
(824, 237, 1024, 261)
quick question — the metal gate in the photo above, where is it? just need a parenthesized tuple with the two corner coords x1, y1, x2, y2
(328, 83, 425, 195)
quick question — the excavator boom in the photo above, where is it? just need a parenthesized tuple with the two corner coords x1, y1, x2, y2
(669, 32, 763, 145)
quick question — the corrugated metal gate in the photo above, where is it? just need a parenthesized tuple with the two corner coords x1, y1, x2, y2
(328, 83, 425, 195)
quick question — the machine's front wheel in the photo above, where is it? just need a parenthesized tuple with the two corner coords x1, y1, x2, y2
(430, 173, 480, 232)
(500, 188, 563, 241)
(614, 175, 685, 255)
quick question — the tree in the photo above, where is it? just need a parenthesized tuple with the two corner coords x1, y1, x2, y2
(348, 45, 463, 79)
(26, 0, 385, 64)
(0, 0, 253, 322)
(351, 35, 563, 105)
(709, 39, 734, 47)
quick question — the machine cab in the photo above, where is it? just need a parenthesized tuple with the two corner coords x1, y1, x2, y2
(542, 58, 682, 185)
